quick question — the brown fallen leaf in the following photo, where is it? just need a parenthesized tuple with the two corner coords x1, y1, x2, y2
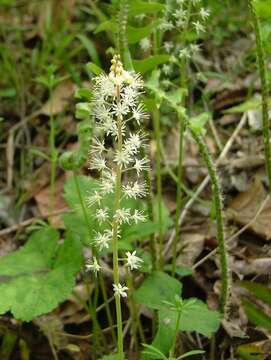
(233, 258, 271, 276)
(176, 233, 205, 267)
(34, 175, 67, 226)
(228, 177, 271, 240)
(56, 284, 91, 325)
(40, 79, 75, 116)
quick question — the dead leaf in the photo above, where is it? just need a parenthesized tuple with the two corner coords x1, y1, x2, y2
(222, 319, 248, 338)
(176, 233, 205, 266)
(56, 284, 91, 325)
(34, 175, 67, 226)
(233, 258, 271, 276)
(40, 79, 75, 116)
(228, 177, 271, 240)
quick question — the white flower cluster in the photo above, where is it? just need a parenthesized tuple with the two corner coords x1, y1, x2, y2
(85, 55, 148, 291)
(158, 0, 210, 77)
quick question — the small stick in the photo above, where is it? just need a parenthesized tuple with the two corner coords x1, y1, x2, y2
(0, 208, 70, 237)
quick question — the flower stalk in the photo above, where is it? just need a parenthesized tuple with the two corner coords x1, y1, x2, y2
(188, 126, 230, 316)
(112, 82, 125, 359)
(248, 0, 271, 193)
(87, 55, 149, 359)
(152, 106, 164, 269)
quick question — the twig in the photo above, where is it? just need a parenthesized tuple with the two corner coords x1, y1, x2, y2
(6, 131, 14, 190)
(0, 208, 70, 236)
(54, 322, 128, 340)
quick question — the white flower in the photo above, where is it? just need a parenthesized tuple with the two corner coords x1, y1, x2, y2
(189, 43, 201, 55)
(112, 101, 129, 118)
(113, 283, 129, 298)
(94, 75, 116, 98)
(173, 9, 187, 20)
(199, 7, 210, 20)
(126, 251, 143, 270)
(159, 21, 174, 32)
(86, 191, 102, 207)
(122, 85, 138, 107)
(140, 37, 151, 51)
(86, 257, 101, 275)
(100, 172, 115, 194)
(176, 18, 186, 28)
(114, 208, 131, 224)
(132, 103, 148, 124)
(96, 115, 115, 137)
(193, 21, 205, 34)
(96, 208, 109, 224)
(133, 157, 149, 175)
(123, 181, 147, 199)
(124, 132, 146, 155)
(164, 41, 173, 53)
(132, 209, 147, 224)
(162, 64, 172, 75)
(178, 48, 191, 59)
(93, 104, 112, 122)
(114, 149, 132, 167)
(89, 156, 107, 171)
(90, 137, 106, 155)
(127, 73, 144, 90)
(94, 230, 111, 251)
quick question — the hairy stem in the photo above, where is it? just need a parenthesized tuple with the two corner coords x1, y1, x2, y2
(142, 147, 157, 269)
(172, 0, 192, 275)
(49, 86, 57, 221)
(248, 0, 271, 193)
(152, 106, 163, 270)
(188, 127, 230, 316)
(172, 114, 185, 275)
(112, 85, 124, 359)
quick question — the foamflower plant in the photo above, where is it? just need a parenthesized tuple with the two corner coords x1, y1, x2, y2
(86, 55, 149, 359)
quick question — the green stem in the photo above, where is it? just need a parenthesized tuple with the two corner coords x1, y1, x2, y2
(169, 311, 181, 357)
(142, 146, 157, 270)
(172, 114, 185, 276)
(248, 0, 271, 193)
(118, 0, 133, 70)
(126, 270, 146, 346)
(99, 272, 118, 345)
(73, 173, 116, 347)
(49, 86, 57, 221)
(171, 1, 192, 275)
(82, 270, 102, 358)
(188, 127, 230, 316)
(152, 106, 163, 270)
(112, 85, 124, 359)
